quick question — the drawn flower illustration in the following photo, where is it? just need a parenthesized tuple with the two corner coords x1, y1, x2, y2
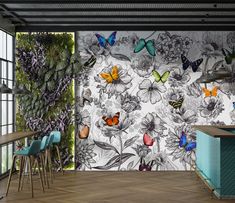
(146, 150, 178, 170)
(164, 88, 185, 108)
(76, 141, 97, 170)
(210, 120, 226, 125)
(168, 67, 191, 87)
(75, 109, 91, 132)
(186, 82, 202, 97)
(165, 125, 196, 168)
(96, 111, 133, 140)
(120, 93, 141, 113)
(226, 31, 235, 49)
(201, 32, 223, 58)
(78, 33, 109, 64)
(132, 144, 151, 158)
(198, 97, 224, 119)
(130, 55, 154, 77)
(137, 79, 167, 104)
(155, 31, 192, 63)
(97, 64, 132, 98)
(170, 108, 198, 124)
(139, 112, 167, 138)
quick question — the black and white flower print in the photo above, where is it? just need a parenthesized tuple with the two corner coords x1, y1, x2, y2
(132, 144, 151, 158)
(119, 93, 141, 113)
(170, 108, 198, 124)
(186, 82, 202, 97)
(130, 55, 154, 77)
(137, 79, 167, 104)
(226, 32, 235, 49)
(139, 112, 167, 138)
(155, 31, 192, 63)
(198, 97, 224, 119)
(165, 125, 196, 169)
(97, 64, 132, 98)
(76, 141, 97, 170)
(168, 67, 191, 87)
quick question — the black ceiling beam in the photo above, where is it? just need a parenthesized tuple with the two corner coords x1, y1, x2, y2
(16, 25, 235, 32)
(12, 21, 235, 25)
(5, 8, 235, 12)
(0, 0, 232, 3)
(5, 15, 235, 19)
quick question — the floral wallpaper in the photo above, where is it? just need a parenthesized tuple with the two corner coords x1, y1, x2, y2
(75, 31, 235, 171)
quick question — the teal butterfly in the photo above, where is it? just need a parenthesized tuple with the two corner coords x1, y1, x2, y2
(152, 70, 170, 83)
(134, 39, 156, 56)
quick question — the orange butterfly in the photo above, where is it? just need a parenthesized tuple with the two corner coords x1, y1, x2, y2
(100, 65, 119, 83)
(102, 112, 120, 126)
(79, 125, 90, 139)
(202, 86, 218, 97)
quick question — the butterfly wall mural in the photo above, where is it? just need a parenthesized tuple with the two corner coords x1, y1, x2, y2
(75, 31, 235, 171)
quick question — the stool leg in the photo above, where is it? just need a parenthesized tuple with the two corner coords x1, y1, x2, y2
(41, 153, 49, 188)
(6, 155, 17, 196)
(27, 156, 34, 198)
(18, 156, 24, 192)
(36, 157, 44, 192)
(48, 149, 53, 184)
(20, 156, 26, 191)
(55, 145, 63, 175)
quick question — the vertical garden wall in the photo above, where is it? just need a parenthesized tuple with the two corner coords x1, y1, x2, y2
(16, 33, 79, 169)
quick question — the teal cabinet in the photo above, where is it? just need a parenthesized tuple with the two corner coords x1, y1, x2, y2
(196, 128, 235, 199)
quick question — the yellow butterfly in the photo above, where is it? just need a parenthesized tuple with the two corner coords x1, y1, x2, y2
(100, 66, 119, 83)
(202, 86, 218, 97)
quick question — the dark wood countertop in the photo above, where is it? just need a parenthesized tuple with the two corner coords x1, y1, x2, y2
(193, 125, 235, 138)
(0, 131, 40, 146)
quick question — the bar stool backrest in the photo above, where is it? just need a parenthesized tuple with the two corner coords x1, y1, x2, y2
(28, 140, 41, 156)
(51, 131, 61, 144)
(46, 133, 54, 148)
(40, 136, 48, 151)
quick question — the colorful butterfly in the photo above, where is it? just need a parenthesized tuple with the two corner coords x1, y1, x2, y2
(179, 131, 196, 152)
(100, 65, 119, 83)
(181, 54, 203, 72)
(134, 39, 156, 56)
(143, 133, 154, 146)
(79, 125, 90, 139)
(169, 97, 184, 109)
(95, 31, 117, 48)
(139, 158, 154, 171)
(222, 48, 235, 64)
(152, 70, 170, 83)
(202, 86, 218, 97)
(102, 112, 120, 126)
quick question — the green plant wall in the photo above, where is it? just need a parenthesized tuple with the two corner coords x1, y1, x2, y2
(16, 33, 80, 169)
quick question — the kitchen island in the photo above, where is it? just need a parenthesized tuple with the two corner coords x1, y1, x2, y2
(194, 125, 235, 199)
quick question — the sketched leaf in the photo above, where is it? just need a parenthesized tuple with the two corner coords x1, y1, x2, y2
(93, 153, 135, 170)
(111, 53, 131, 62)
(94, 140, 119, 154)
(127, 160, 134, 170)
(124, 135, 139, 149)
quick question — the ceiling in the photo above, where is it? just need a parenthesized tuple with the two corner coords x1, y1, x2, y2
(0, 0, 235, 32)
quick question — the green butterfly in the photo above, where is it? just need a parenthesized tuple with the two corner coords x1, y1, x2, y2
(134, 39, 156, 56)
(169, 97, 184, 109)
(152, 70, 170, 83)
(222, 48, 235, 64)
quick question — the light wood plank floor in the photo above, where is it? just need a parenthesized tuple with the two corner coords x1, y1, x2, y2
(0, 171, 234, 203)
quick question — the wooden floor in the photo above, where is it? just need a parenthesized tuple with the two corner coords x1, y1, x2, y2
(0, 171, 234, 203)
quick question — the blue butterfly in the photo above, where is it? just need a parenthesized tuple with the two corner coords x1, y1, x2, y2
(179, 131, 196, 152)
(181, 54, 203, 72)
(95, 31, 117, 48)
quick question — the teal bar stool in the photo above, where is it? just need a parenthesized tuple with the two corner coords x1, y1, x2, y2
(51, 131, 63, 175)
(44, 133, 54, 184)
(6, 140, 44, 198)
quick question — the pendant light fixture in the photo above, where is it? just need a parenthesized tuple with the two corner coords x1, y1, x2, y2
(0, 80, 12, 93)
